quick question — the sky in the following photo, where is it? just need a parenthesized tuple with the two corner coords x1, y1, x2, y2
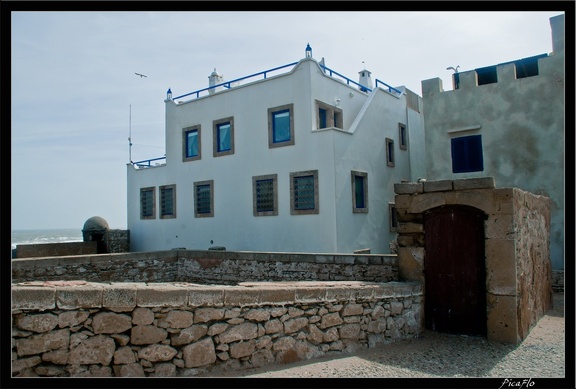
(8, 7, 567, 231)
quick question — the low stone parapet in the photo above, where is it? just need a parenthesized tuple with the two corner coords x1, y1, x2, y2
(11, 280, 423, 377)
(11, 250, 398, 284)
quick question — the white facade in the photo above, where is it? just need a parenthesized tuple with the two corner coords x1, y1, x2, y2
(421, 14, 565, 270)
(127, 53, 425, 253)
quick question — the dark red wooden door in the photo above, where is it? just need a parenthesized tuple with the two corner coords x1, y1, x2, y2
(424, 205, 487, 336)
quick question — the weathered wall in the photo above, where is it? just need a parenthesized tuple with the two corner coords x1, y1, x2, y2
(107, 229, 130, 254)
(14, 242, 98, 259)
(12, 250, 398, 285)
(394, 177, 552, 344)
(11, 280, 423, 377)
(420, 14, 564, 271)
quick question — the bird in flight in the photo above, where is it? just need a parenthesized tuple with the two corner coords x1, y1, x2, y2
(135, 73, 148, 78)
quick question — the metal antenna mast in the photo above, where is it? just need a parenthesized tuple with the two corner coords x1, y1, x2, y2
(129, 104, 133, 163)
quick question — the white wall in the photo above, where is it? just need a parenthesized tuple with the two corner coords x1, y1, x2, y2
(127, 58, 425, 254)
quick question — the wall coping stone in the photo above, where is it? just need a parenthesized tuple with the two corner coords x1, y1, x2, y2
(12, 281, 423, 311)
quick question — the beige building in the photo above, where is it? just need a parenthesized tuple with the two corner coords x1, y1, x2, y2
(420, 14, 565, 271)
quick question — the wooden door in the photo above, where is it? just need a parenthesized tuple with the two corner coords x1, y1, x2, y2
(424, 205, 487, 336)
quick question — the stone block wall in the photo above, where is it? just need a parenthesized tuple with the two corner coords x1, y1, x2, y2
(12, 250, 399, 285)
(107, 229, 130, 254)
(11, 280, 423, 377)
(394, 177, 552, 344)
(14, 242, 98, 259)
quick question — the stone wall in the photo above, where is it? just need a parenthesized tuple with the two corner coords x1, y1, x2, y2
(14, 242, 98, 259)
(394, 177, 552, 344)
(12, 250, 399, 285)
(11, 280, 423, 377)
(107, 229, 130, 254)
(551, 270, 564, 292)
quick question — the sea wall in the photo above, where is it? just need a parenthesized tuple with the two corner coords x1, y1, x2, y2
(12, 250, 399, 284)
(11, 280, 423, 377)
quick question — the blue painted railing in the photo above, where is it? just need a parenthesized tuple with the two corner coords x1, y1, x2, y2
(132, 156, 166, 168)
(172, 62, 299, 101)
(172, 60, 402, 102)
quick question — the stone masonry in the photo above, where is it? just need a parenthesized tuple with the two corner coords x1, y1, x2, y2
(11, 280, 423, 377)
(394, 177, 552, 344)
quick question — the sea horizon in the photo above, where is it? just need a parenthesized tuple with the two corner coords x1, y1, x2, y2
(11, 228, 84, 250)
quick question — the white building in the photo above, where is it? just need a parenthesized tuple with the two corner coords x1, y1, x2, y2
(421, 14, 565, 270)
(127, 44, 426, 253)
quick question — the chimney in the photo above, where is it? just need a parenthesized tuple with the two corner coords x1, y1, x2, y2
(208, 68, 224, 94)
(358, 67, 373, 92)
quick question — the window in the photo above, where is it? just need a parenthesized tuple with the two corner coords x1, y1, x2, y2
(351, 171, 368, 213)
(476, 66, 498, 85)
(183, 125, 201, 162)
(160, 184, 176, 219)
(268, 104, 294, 148)
(213, 117, 234, 157)
(399, 123, 408, 150)
(140, 187, 155, 219)
(194, 180, 214, 217)
(389, 203, 397, 232)
(315, 100, 343, 129)
(290, 170, 319, 215)
(386, 138, 395, 167)
(451, 135, 484, 173)
(253, 174, 278, 216)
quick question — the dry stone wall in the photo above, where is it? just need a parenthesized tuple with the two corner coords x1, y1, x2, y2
(11, 281, 423, 377)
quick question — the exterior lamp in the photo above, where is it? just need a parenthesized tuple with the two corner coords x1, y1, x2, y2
(166, 88, 172, 100)
(305, 43, 312, 58)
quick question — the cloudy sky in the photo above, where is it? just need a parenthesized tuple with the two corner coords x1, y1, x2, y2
(9, 7, 565, 230)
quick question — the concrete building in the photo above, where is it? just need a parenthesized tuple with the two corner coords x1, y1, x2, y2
(421, 14, 565, 271)
(127, 45, 426, 253)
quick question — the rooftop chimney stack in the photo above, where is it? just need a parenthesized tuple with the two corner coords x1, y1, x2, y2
(208, 68, 224, 95)
(358, 66, 373, 92)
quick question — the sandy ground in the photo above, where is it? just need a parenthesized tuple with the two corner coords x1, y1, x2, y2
(205, 293, 568, 381)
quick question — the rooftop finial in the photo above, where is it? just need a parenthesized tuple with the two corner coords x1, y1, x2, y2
(305, 43, 312, 58)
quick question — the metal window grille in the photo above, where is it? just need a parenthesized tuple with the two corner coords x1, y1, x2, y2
(141, 189, 154, 217)
(256, 179, 274, 212)
(196, 184, 211, 214)
(160, 187, 174, 216)
(294, 175, 315, 210)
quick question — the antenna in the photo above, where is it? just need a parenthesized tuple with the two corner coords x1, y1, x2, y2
(129, 104, 133, 163)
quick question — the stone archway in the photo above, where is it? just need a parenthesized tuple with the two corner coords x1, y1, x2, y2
(393, 177, 552, 344)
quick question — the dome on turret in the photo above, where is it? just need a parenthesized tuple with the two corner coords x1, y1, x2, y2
(83, 216, 109, 232)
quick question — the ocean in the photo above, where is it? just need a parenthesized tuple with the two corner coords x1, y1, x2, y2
(11, 228, 84, 251)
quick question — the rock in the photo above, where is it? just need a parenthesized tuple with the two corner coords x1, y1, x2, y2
(182, 338, 216, 368)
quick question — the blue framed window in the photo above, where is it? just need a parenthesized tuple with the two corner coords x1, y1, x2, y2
(290, 170, 319, 215)
(451, 135, 484, 173)
(183, 125, 201, 161)
(194, 180, 214, 217)
(268, 104, 294, 148)
(160, 184, 176, 219)
(213, 117, 234, 157)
